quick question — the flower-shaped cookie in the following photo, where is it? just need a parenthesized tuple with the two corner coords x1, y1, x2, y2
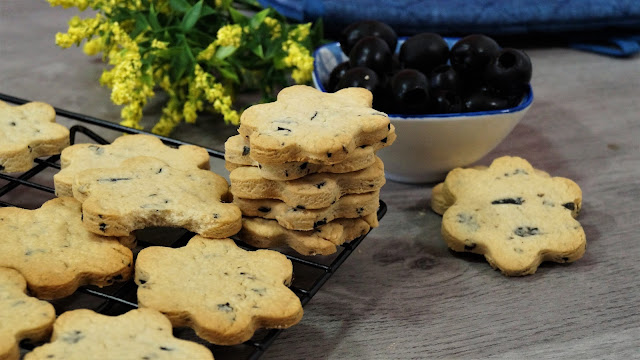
(238, 85, 393, 164)
(72, 156, 242, 238)
(135, 236, 303, 345)
(0, 100, 69, 173)
(24, 309, 214, 360)
(240, 212, 378, 256)
(230, 156, 385, 209)
(55, 134, 210, 197)
(225, 124, 396, 181)
(0, 197, 134, 299)
(234, 190, 380, 231)
(0, 268, 56, 360)
(435, 156, 586, 276)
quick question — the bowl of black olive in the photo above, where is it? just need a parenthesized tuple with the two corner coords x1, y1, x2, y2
(312, 21, 534, 183)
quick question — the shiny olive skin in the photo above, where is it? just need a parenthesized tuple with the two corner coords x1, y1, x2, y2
(326, 61, 351, 92)
(391, 69, 430, 114)
(349, 36, 393, 75)
(463, 92, 510, 112)
(340, 20, 398, 56)
(450, 34, 500, 78)
(429, 64, 462, 94)
(483, 48, 532, 95)
(432, 91, 463, 113)
(334, 67, 381, 93)
(399, 33, 449, 75)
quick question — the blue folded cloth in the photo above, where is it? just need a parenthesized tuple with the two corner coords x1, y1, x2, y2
(258, 0, 640, 56)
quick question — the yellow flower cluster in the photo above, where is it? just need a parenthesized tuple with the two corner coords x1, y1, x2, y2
(282, 40, 314, 84)
(289, 23, 311, 42)
(151, 39, 168, 50)
(96, 22, 154, 129)
(264, 17, 282, 39)
(215, 24, 243, 48)
(197, 41, 217, 61)
(49, 0, 318, 136)
(197, 24, 244, 63)
(193, 64, 240, 125)
(49, 0, 144, 14)
(47, 0, 89, 10)
(83, 37, 103, 55)
(55, 14, 104, 48)
(153, 96, 183, 136)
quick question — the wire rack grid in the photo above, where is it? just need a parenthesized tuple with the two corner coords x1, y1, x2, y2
(0, 93, 387, 360)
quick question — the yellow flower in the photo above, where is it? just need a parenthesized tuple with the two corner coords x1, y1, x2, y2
(151, 39, 168, 49)
(193, 64, 209, 89)
(215, 24, 242, 48)
(47, 0, 89, 11)
(282, 40, 314, 84)
(158, 75, 172, 92)
(264, 17, 282, 39)
(153, 96, 183, 136)
(120, 101, 144, 129)
(55, 14, 104, 48)
(83, 37, 103, 55)
(183, 100, 199, 124)
(289, 23, 311, 42)
(154, 0, 171, 14)
(197, 41, 217, 61)
(99, 21, 154, 130)
(191, 64, 240, 125)
(52, 0, 322, 134)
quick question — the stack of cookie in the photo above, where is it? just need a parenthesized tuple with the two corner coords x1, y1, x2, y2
(226, 85, 396, 256)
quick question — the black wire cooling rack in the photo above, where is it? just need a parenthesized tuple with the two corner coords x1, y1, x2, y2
(0, 93, 387, 360)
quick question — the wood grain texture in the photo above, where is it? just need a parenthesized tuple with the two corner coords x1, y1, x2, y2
(1, 1, 639, 358)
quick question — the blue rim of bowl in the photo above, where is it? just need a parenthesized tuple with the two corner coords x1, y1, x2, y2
(312, 39, 534, 119)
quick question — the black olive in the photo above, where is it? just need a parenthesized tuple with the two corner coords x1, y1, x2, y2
(450, 34, 500, 79)
(326, 61, 351, 92)
(372, 80, 394, 113)
(349, 36, 393, 75)
(432, 91, 463, 114)
(335, 67, 381, 94)
(463, 92, 510, 112)
(339, 20, 398, 56)
(391, 69, 430, 114)
(483, 48, 532, 96)
(429, 64, 463, 95)
(399, 33, 449, 76)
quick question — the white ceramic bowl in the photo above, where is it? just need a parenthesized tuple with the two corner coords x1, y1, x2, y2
(312, 38, 534, 183)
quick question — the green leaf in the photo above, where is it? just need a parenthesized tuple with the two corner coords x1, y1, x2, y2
(228, 7, 248, 25)
(181, 0, 203, 31)
(131, 13, 149, 38)
(184, 43, 196, 62)
(310, 17, 325, 48)
(234, 0, 261, 9)
(170, 49, 190, 82)
(220, 0, 234, 8)
(249, 8, 270, 29)
(201, 5, 216, 17)
(215, 45, 237, 60)
(148, 4, 161, 31)
(169, 0, 190, 13)
(217, 66, 240, 83)
(250, 44, 264, 59)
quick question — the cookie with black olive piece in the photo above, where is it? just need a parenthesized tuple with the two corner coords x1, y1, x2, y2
(435, 156, 585, 276)
(24, 308, 214, 360)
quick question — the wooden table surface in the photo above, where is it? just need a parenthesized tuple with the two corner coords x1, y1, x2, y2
(2, 1, 639, 359)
